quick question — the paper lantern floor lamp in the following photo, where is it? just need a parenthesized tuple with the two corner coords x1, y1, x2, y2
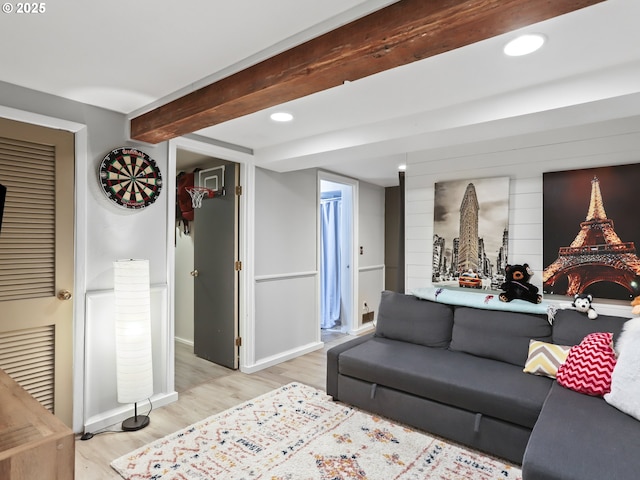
(114, 259, 154, 431)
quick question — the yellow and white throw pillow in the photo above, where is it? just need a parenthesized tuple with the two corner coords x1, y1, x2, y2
(523, 340, 571, 379)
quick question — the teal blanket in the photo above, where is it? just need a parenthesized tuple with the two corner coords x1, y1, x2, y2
(412, 286, 556, 322)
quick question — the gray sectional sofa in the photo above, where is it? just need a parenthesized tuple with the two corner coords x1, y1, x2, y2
(326, 290, 640, 480)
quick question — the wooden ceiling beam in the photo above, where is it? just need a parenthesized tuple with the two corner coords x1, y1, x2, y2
(130, 0, 604, 144)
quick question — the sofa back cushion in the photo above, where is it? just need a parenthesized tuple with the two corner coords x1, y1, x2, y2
(552, 309, 626, 346)
(374, 291, 453, 348)
(449, 307, 552, 367)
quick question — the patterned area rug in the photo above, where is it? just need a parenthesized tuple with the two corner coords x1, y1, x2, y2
(111, 383, 522, 480)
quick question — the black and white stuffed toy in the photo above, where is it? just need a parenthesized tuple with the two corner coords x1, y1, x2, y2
(572, 293, 598, 320)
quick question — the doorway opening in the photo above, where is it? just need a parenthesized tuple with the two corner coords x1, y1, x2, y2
(319, 174, 357, 344)
(174, 149, 240, 392)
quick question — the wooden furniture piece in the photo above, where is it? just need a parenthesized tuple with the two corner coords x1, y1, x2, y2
(0, 368, 74, 479)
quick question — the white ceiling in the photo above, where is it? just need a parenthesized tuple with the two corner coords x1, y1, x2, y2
(2, 0, 640, 186)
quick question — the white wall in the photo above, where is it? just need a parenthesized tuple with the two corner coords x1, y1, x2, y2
(405, 115, 640, 318)
(84, 286, 176, 432)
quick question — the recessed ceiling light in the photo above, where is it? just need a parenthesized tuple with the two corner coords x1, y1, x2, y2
(503, 34, 546, 57)
(270, 112, 294, 122)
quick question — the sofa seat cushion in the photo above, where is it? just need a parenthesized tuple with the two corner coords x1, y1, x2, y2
(338, 337, 552, 428)
(523, 382, 640, 480)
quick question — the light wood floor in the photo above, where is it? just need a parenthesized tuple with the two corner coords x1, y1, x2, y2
(75, 333, 349, 479)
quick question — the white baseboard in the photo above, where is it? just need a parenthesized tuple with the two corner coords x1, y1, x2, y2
(349, 323, 375, 336)
(83, 391, 178, 434)
(175, 336, 194, 347)
(240, 342, 324, 374)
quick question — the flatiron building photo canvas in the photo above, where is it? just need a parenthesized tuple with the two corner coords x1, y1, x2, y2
(433, 177, 510, 290)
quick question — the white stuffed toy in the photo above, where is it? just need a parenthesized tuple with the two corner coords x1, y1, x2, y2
(572, 293, 598, 320)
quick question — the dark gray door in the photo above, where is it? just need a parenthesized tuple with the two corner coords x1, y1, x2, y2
(193, 163, 239, 369)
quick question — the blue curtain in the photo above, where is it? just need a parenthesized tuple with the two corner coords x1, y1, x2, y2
(320, 197, 341, 329)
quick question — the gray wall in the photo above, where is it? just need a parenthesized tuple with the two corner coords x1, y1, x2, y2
(385, 185, 401, 292)
(357, 181, 385, 324)
(254, 168, 318, 363)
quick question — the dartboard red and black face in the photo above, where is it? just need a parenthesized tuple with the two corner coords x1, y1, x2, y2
(99, 147, 163, 209)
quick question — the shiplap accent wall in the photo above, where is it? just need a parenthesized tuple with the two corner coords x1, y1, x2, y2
(405, 116, 640, 318)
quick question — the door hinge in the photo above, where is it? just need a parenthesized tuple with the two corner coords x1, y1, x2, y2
(234, 261, 242, 271)
(235, 337, 242, 347)
(235, 185, 242, 196)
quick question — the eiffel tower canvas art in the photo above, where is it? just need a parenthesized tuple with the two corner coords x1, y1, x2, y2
(543, 164, 640, 300)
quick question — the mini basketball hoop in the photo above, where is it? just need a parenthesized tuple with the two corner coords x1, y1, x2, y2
(186, 186, 216, 208)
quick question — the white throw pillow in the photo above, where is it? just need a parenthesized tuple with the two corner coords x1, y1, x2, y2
(604, 319, 640, 421)
(614, 317, 640, 356)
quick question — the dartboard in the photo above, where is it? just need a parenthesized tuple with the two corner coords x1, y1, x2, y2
(99, 147, 163, 209)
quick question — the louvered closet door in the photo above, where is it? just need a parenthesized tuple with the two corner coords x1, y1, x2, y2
(0, 117, 74, 427)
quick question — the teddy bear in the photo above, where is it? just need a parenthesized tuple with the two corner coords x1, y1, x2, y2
(572, 293, 598, 319)
(499, 263, 542, 304)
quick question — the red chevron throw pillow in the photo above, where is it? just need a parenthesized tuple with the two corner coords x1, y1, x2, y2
(556, 332, 617, 396)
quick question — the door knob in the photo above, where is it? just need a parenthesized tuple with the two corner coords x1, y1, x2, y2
(190, 270, 199, 277)
(57, 290, 72, 301)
